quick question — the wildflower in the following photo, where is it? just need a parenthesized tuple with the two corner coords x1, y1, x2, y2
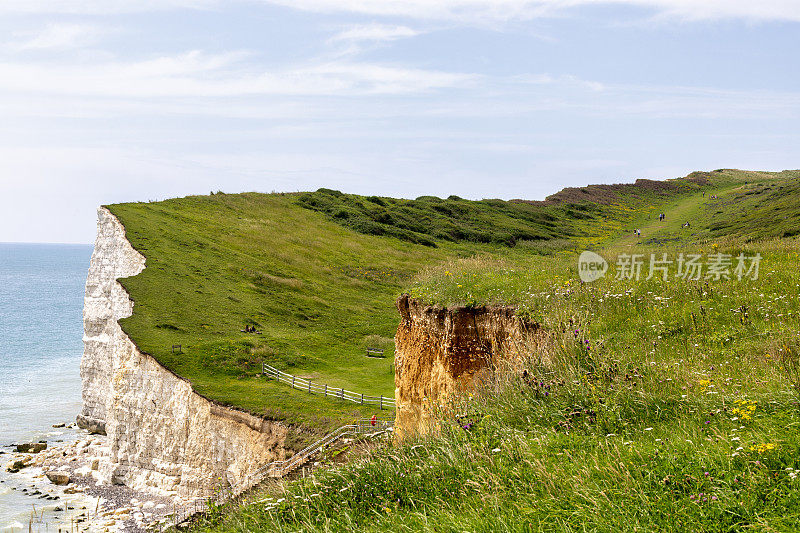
(750, 443, 777, 454)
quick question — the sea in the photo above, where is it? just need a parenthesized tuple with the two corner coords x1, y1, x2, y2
(0, 243, 93, 531)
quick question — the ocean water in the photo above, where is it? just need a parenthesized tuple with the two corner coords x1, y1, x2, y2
(0, 243, 92, 530)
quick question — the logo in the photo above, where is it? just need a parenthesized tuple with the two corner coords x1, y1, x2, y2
(578, 251, 608, 283)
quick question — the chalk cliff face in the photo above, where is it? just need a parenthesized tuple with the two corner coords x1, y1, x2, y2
(78, 207, 288, 498)
(393, 294, 537, 437)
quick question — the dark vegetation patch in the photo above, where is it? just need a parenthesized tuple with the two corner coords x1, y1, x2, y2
(540, 178, 687, 205)
(295, 178, 701, 247)
(296, 189, 573, 246)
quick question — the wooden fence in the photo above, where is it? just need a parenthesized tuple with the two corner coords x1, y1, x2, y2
(159, 418, 393, 531)
(261, 363, 396, 410)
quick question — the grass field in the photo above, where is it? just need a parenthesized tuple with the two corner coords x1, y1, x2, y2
(189, 169, 800, 532)
(106, 175, 705, 430)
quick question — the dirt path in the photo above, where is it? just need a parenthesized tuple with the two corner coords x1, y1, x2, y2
(608, 183, 741, 252)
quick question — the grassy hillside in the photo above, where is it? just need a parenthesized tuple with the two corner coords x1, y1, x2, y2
(295, 178, 700, 248)
(107, 176, 707, 430)
(190, 170, 800, 532)
(111, 193, 445, 429)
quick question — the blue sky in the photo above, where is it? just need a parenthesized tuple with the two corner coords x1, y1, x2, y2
(0, 1, 798, 243)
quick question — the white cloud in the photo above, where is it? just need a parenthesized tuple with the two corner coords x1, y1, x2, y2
(254, 0, 800, 22)
(1, 0, 799, 22)
(329, 24, 421, 44)
(0, 0, 212, 15)
(7, 23, 105, 51)
(0, 51, 474, 98)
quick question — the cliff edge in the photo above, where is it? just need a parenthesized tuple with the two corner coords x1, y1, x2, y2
(77, 207, 288, 497)
(393, 294, 538, 437)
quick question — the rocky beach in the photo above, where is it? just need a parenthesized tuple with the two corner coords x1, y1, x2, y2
(3, 428, 200, 532)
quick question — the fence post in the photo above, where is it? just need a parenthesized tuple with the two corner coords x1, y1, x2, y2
(324, 384, 327, 396)
(308, 380, 312, 393)
(361, 393, 364, 405)
(380, 395, 383, 410)
(292, 376, 295, 389)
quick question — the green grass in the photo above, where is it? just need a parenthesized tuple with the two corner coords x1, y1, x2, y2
(106, 175, 707, 431)
(295, 178, 701, 248)
(193, 236, 800, 530)
(189, 170, 800, 532)
(110, 192, 446, 430)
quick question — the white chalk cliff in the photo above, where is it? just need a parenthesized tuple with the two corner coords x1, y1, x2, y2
(78, 207, 288, 498)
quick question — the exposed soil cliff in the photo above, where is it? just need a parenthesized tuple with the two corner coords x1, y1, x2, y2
(77, 207, 288, 498)
(393, 294, 538, 437)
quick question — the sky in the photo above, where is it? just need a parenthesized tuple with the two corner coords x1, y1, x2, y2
(0, 1, 798, 243)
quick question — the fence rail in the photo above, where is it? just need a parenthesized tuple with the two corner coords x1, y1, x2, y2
(160, 418, 392, 531)
(261, 363, 396, 410)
